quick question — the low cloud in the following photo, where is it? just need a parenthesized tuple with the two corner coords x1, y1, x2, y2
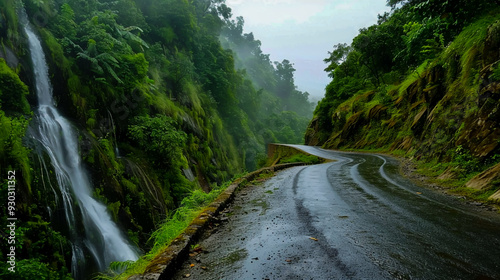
(228, 0, 391, 98)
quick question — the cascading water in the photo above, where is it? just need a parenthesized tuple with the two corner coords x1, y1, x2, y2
(21, 8, 138, 279)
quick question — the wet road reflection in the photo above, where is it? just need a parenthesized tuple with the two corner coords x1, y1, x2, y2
(174, 145, 500, 279)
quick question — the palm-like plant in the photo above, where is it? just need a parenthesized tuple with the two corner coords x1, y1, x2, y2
(68, 38, 123, 84)
(115, 25, 149, 52)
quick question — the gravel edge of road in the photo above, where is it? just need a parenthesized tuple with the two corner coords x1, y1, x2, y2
(129, 162, 309, 280)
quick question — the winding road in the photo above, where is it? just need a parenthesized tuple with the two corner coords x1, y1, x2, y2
(173, 145, 500, 279)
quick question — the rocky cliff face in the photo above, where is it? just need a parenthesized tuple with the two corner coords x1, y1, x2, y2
(306, 18, 500, 202)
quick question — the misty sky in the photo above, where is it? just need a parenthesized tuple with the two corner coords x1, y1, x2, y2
(226, 0, 392, 100)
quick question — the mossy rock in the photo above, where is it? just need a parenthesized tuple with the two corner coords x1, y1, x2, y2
(489, 189, 500, 202)
(483, 20, 500, 66)
(367, 104, 387, 119)
(341, 111, 364, 139)
(466, 162, 500, 190)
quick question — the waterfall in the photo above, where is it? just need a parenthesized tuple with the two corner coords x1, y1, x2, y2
(22, 9, 138, 279)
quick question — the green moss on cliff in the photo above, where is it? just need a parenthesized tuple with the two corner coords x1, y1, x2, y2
(308, 11, 500, 203)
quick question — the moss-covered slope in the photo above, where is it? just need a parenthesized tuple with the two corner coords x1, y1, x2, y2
(306, 14, 500, 202)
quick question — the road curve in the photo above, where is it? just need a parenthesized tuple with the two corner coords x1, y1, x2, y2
(173, 146, 500, 280)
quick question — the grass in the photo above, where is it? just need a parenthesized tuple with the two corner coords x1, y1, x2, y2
(101, 167, 281, 279)
(415, 158, 447, 177)
(441, 12, 500, 93)
(397, 60, 429, 97)
(100, 183, 230, 279)
(279, 154, 322, 165)
(412, 155, 500, 204)
(266, 144, 325, 166)
(450, 186, 498, 201)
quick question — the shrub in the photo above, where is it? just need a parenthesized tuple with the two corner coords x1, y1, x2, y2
(128, 114, 187, 168)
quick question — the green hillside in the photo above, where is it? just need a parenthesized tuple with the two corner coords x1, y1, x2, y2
(307, 0, 500, 202)
(0, 0, 312, 278)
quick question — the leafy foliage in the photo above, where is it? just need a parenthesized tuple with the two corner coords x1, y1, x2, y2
(452, 145, 481, 174)
(0, 59, 30, 115)
(0, 259, 72, 280)
(128, 115, 187, 168)
(309, 0, 500, 201)
(279, 154, 321, 165)
(109, 182, 229, 279)
(388, 0, 500, 39)
(1, 0, 315, 278)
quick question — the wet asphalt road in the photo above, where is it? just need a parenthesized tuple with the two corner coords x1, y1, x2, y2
(173, 146, 500, 280)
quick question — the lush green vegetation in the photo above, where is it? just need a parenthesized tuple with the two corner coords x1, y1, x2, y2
(278, 154, 322, 165)
(307, 0, 500, 202)
(0, 0, 314, 278)
(99, 182, 231, 279)
(265, 144, 324, 167)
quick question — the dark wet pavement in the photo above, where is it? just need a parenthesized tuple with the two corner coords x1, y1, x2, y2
(173, 146, 500, 280)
